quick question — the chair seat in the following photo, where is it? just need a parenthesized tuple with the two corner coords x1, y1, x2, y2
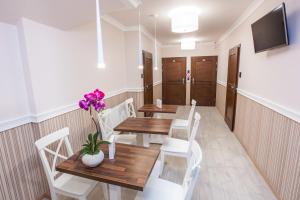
(135, 177, 184, 200)
(172, 119, 188, 129)
(54, 174, 97, 196)
(115, 134, 137, 145)
(161, 138, 189, 153)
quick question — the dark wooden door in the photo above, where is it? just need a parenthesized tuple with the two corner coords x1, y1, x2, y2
(162, 57, 186, 105)
(191, 56, 217, 106)
(143, 51, 153, 105)
(225, 45, 241, 131)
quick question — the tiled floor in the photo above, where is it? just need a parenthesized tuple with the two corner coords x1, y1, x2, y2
(59, 106, 277, 200)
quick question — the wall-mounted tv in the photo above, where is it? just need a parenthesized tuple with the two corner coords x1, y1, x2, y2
(251, 3, 289, 53)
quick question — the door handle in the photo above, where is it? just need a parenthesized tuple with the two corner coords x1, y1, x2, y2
(182, 78, 185, 84)
(192, 78, 195, 84)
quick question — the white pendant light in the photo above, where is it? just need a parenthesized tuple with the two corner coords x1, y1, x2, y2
(154, 15, 158, 71)
(181, 38, 196, 50)
(169, 7, 199, 33)
(96, 0, 105, 69)
(138, 7, 143, 70)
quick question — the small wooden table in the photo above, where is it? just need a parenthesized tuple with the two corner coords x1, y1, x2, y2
(114, 117, 172, 147)
(138, 104, 178, 115)
(56, 143, 160, 200)
(138, 104, 178, 144)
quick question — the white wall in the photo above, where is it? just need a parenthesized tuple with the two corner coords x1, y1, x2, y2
(19, 18, 127, 115)
(162, 42, 218, 71)
(217, 0, 300, 114)
(124, 30, 162, 89)
(0, 22, 30, 123)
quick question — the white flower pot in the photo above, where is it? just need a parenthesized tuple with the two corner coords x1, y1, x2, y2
(82, 151, 104, 167)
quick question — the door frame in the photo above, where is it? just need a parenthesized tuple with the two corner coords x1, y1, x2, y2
(190, 56, 218, 106)
(224, 44, 241, 131)
(162, 57, 187, 105)
(142, 50, 153, 105)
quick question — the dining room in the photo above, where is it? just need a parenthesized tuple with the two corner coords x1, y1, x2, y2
(0, 0, 300, 200)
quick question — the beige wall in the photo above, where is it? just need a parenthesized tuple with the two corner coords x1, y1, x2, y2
(217, 0, 300, 117)
(215, 0, 300, 199)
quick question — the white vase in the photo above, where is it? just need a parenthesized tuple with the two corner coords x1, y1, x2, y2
(82, 151, 104, 167)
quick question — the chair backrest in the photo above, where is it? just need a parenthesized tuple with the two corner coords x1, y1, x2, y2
(188, 112, 201, 152)
(182, 140, 202, 200)
(98, 99, 135, 140)
(187, 100, 197, 134)
(125, 98, 136, 117)
(35, 127, 73, 187)
(98, 108, 115, 140)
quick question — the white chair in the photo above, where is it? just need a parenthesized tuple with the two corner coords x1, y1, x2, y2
(160, 112, 201, 175)
(35, 128, 100, 200)
(135, 140, 202, 200)
(98, 101, 137, 145)
(169, 99, 197, 138)
(125, 97, 136, 117)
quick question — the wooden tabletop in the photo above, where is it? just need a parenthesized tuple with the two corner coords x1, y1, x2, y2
(138, 104, 178, 113)
(114, 117, 172, 135)
(56, 143, 160, 191)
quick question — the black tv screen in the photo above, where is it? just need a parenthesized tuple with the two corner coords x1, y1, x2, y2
(251, 3, 289, 53)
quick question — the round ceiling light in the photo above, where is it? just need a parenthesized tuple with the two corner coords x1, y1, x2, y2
(169, 7, 200, 33)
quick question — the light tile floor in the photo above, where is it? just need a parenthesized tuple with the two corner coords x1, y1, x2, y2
(59, 106, 277, 200)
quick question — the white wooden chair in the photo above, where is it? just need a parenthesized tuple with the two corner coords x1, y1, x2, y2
(169, 99, 197, 138)
(135, 140, 202, 200)
(35, 128, 99, 200)
(125, 97, 136, 117)
(160, 112, 201, 175)
(98, 100, 137, 145)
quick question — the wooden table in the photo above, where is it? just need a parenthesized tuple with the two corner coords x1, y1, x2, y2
(56, 143, 160, 200)
(114, 117, 172, 147)
(138, 104, 177, 144)
(138, 104, 178, 115)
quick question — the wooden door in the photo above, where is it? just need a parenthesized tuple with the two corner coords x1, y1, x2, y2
(162, 57, 186, 105)
(143, 51, 153, 105)
(225, 45, 241, 131)
(191, 56, 217, 106)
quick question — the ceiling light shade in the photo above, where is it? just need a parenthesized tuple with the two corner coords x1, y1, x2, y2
(169, 7, 199, 33)
(96, 0, 105, 69)
(181, 38, 196, 50)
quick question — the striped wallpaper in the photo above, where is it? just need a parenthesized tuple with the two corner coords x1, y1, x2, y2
(234, 94, 300, 200)
(0, 89, 148, 200)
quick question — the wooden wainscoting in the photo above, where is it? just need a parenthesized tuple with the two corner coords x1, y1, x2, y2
(216, 83, 226, 117)
(234, 94, 300, 200)
(0, 91, 138, 200)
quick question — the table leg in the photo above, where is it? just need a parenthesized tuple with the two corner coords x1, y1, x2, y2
(149, 135, 166, 144)
(143, 134, 150, 147)
(109, 184, 121, 200)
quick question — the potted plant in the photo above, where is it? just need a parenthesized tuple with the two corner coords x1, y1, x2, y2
(79, 89, 110, 167)
(81, 132, 109, 167)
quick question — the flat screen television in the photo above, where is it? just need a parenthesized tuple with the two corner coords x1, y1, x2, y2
(251, 3, 289, 53)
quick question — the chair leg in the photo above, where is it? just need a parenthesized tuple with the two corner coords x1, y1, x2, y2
(102, 183, 109, 200)
(50, 189, 58, 200)
(169, 127, 173, 137)
(159, 151, 165, 176)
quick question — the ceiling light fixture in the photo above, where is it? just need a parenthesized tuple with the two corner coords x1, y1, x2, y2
(169, 7, 200, 33)
(96, 0, 105, 69)
(181, 38, 196, 50)
(138, 6, 144, 70)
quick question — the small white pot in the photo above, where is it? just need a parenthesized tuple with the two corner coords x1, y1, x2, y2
(82, 151, 104, 167)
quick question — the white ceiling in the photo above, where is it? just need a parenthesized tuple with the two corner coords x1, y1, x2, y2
(0, 0, 253, 45)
